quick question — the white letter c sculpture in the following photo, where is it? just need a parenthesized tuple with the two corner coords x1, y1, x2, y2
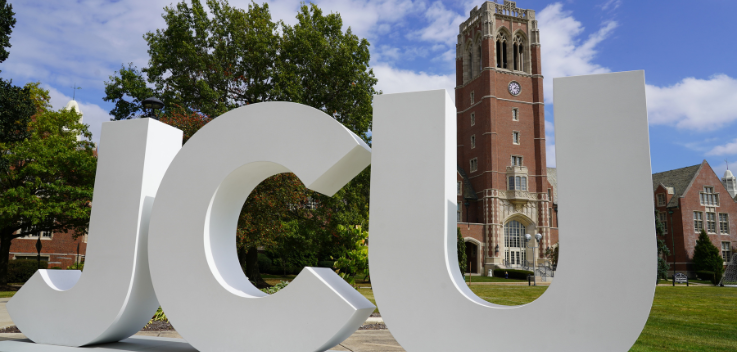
(147, 102, 374, 352)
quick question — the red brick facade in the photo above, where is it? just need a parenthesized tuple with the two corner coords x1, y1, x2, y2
(653, 161, 737, 277)
(9, 231, 86, 269)
(456, 1, 558, 275)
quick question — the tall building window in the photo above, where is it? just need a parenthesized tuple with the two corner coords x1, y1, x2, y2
(707, 212, 717, 233)
(470, 158, 478, 172)
(548, 207, 553, 227)
(470, 91, 475, 105)
(656, 193, 666, 206)
(457, 181, 462, 196)
(512, 108, 519, 121)
(471, 135, 476, 149)
(658, 212, 668, 234)
(508, 176, 527, 191)
(496, 32, 507, 69)
(457, 204, 461, 222)
(548, 189, 552, 201)
(512, 131, 520, 144)
(470, 112, 475, 126)
(694, 211, 703, 232)
(722, 242, 732, 262)
(511, 155, 523, 166)
(720, 213, 729, 234)
(513, 35, 524, 71)
(700, 186, 719, 206)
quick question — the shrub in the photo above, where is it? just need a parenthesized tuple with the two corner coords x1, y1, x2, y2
(693, 229, 724, 284)
(67, 262, 84, 271)
(261, 280, 289, 294)
(317, 260, 335, 268)
(493, 268, 533, 280)
(257, 253, 272, 274)
(8, 260, 48, 283)
(696, 271, 714, 283)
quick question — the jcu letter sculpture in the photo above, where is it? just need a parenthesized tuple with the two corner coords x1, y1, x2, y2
(8, 71, 656, 352)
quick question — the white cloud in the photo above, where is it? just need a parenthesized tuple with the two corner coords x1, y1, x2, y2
(411, 1, 465, 45)
(707, 139, 737, 156)
(538, 3, 617, 103)
(646, 75, 737, 131)
(600, 0, 622, 11)
(46, 85, 110, 145)
(373, 64, 454, 97)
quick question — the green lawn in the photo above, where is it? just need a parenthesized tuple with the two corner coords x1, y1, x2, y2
(464, 275, 526, 283)
(0, 291, 15, 298)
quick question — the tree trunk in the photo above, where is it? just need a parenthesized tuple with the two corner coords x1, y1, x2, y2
(244, 246, 270, 289)
(0, 232, 13, 287)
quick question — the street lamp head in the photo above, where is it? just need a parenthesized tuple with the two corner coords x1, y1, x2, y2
(525, 233, 532, 241)
(535, 233, 543, 242)
(141, 97, 165, 119)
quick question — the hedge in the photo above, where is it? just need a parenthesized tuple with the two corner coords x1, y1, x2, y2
(9, 259, 48, 283)
(696, 270, 723, 285)
(493, 268, 533, 280)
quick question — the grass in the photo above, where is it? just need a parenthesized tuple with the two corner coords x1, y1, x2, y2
(464, 275, 526, 283)
(0, 291, 15, 298)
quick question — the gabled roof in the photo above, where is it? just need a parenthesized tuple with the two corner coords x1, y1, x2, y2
(652, 163, 702, 207)
(457, 165, 478, 200)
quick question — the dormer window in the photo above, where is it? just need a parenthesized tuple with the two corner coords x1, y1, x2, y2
(656, 193, 666, 206)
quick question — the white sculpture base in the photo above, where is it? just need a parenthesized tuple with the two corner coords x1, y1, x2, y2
(0, 336, 342, 351)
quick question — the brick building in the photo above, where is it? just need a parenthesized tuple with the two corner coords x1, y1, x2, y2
(456, 1, 558, 275)
(653, 160, 737, 278)
(7, 100, 88, 270)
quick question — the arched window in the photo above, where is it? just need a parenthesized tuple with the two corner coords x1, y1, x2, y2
(496, 32, 507, 69)
(514, 35, 525, 72)
(505, 220, 525, 249)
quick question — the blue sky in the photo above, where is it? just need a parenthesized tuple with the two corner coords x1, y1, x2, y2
(4, 0, 737, 177)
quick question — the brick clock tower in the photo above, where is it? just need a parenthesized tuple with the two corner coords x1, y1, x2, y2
(456, 1, 559, 275)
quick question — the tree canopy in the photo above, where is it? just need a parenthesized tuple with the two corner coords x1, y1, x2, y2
(0, 0, 15, 64)
(104, 0, 376, 287)
(0, 99, 97, 285)
(693, 229, 724, 284)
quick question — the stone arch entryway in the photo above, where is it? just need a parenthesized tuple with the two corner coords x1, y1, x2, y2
(465, 241, 478, 274)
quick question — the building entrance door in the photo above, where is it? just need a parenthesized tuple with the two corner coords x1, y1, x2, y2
(465, 242, 478, 274)
(504, 220, 526, 268)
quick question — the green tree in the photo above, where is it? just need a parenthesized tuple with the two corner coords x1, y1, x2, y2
(0, 0, 15, 64)
(457, 227, 467, 275)
(655, 213, 670, 281)
(103, 0, 377, 284)
(332, 225, 368, 287)
(0, 103, 97, 286)
(693, 229, 724, 284)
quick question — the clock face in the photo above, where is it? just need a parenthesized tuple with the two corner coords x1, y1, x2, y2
(508, 81, 521, 96)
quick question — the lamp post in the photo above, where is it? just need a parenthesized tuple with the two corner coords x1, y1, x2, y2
(525, 233, 543, 286)
(141, 97, 165, 119)
(464, 200, 470, 230)
(35, 229, 42, 270)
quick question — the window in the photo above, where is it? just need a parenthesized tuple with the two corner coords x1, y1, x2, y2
(548, 189, 552, 201)
(513, 35, 524, 71)
(548, 207, 553, 227)
(15, 255, 49, 261)
(722, 242, 732, 262)
(720, 213, 729, 234)
(496, 32, 507, 69)
(511, 155, 523, 166)
(470, 158, 478, 172)
(700, 186, 719, 206)
(707, 212, 717, 233)
(508, 176, 527, 191)
(512, 131, 520, 144)
(512, 108, 519, 121)
(694, 211, 703, 232)
(470, 112, 475, 126)
(457, 204, 461, 222)
(656, 193, 666, 207)
(658, 212, 668, 234)
(457, 181, 462, 196)
(471, 135, 476, 149)
(470, 91, 475, 105)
